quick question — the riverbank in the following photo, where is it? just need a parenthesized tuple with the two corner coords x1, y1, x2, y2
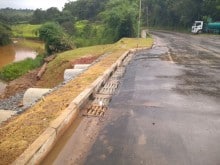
(0, 39, 44, 69)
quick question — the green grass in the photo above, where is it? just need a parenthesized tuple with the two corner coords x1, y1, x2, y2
(12, 24, 41, 38)
(74, 21, 105, 47)
(0, 55, 44, 81)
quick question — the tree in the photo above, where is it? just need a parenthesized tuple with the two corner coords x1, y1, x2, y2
(100, 0, 138, 42)
(38, 22, 74, 54)
(45, 7, 61, 22)
(31, 9, 47, 24)
(141, 0, 219, 28)
(57, 10, 76, 35)
(0, 8, 33, 25)
(63, 0, 109, 20)
(0, 23, 12, 46)
(202, 0, 220, 21)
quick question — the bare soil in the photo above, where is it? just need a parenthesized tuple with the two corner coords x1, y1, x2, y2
(0, 69, 40, 99)
(0, 56, 98, 99)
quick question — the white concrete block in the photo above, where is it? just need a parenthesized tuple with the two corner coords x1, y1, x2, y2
(74, 64, 90, 70)
(64, 69, 84, 81)
(23, 88, 51, 106)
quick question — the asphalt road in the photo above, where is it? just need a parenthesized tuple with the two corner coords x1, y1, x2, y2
(42, 32, 220, 165)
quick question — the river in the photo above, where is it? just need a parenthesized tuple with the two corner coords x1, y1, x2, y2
(0, 39, 44, 94)
(0, 41, 39, 69)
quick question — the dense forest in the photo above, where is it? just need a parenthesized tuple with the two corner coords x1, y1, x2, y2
(0, 0, 220, 48)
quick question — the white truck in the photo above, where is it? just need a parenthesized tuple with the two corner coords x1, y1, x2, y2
(191, 21, 203, 34)
(192, 21, 220, 34)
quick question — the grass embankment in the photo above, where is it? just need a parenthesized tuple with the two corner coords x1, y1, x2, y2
(0, 55, 44, 81)
(39, 38, 152, 88)
(12, 24, 41, 38)
(0, 38, 153, 165)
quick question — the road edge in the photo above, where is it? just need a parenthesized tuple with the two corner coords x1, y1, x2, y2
(13, 48, 147, 165)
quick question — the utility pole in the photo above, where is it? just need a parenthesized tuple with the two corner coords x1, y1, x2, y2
(137, 0, 142, 38)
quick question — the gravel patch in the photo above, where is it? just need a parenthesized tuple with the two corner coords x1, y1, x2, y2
(0, 91, 24, 111)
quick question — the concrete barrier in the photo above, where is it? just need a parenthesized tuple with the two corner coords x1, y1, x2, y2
(64, 69, 84, 81)
(23, 88, 51, 107)
(13, 49, 142, 165)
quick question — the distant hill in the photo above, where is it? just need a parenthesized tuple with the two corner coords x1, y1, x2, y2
(0, 8, 33, 24)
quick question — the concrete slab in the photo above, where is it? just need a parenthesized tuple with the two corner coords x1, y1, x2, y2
(23, 88, 51, 106)
(64, 69, 84, 81)
(0, 110, 16, 124)
(74, 64, 90, 70)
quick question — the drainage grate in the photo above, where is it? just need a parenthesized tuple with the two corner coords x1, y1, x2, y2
(99, 86, 117, 95)
(86, 104, 107, 117)
(93, 94, 111, 106)
(84, 56, 134, 117)
(111, 67, 126, 79)
(99, 80, 119, 95)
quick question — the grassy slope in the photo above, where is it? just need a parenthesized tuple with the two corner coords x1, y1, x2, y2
(12, 24, 41, 38)
(0, 38, 153, 165)
(39, 38, 148, 88)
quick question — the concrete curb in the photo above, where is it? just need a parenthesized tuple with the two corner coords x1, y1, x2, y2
(13, 48, 143, 165)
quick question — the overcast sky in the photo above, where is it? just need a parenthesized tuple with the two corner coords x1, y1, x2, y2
(0, 0, 75, 10)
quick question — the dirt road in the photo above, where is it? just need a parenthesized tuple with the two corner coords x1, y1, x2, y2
(42, 32, 220, 165)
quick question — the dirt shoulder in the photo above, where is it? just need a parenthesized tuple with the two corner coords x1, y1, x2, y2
(0, 38, 153, 165)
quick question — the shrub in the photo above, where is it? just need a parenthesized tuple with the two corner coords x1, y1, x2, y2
(0, 23, 12, 46)
(38, 22, 74, 55)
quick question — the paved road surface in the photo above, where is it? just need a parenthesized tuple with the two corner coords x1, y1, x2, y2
(42, 32, 220, 165)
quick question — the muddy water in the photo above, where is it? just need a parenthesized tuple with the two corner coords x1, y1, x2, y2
(0, 43, 37, 69)
(0, 41, 38, 94)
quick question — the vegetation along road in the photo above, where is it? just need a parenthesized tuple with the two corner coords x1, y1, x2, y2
(41, 31, 220, 165)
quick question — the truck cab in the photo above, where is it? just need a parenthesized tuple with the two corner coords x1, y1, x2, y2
(191, 21, 203, 34)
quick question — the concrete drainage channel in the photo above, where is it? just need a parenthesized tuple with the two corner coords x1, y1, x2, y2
(85, 68, 125, 117)
(85, 57, 131, 117)
(13, 48, 146, 165)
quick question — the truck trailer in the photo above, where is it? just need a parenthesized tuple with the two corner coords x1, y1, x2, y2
(191, 21, 220, 34)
